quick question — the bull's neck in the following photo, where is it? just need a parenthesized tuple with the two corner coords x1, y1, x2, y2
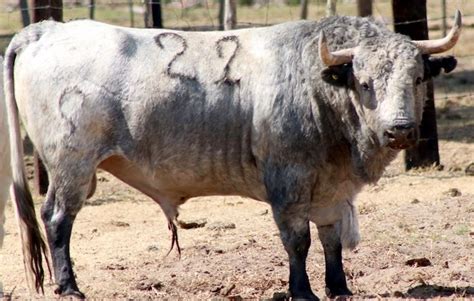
(311, 88, 399, 183)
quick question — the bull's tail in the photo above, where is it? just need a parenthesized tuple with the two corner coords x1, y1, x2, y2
(4, 24, 53, 294)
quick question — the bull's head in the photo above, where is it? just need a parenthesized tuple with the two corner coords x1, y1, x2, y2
(319, 11, 461, 150)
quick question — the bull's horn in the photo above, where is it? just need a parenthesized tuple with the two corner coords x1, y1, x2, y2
(319, 31, 355, 66)
(413, 10, 462, 54)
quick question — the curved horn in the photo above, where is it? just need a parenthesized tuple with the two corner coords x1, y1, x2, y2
(413, 10, 462, 54)
(319, 31, 355, 66)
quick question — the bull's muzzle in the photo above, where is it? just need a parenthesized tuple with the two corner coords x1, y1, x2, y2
(384, 122, 417, 150)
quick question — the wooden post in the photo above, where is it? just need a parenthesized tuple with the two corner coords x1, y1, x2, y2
(50, 0, 62, 21)
(145, 0, 162, 28)
(300, 0, 308, 20)
(219, 0, 224, 30)
(326, 0, 336, 16)
(392, 0, 440, 170)
(19, 0, 30, 27)
(89, 0, 95, 19)
(128, 0, 135, 27)
(31, 0, 63, 195)
(224, 0, 236, 30)
(31, 0, 51, 21)
(357, 0, 372, 17)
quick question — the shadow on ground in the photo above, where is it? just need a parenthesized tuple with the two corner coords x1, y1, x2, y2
(354, 284, 474, 299)
(406, 284, 474, 298)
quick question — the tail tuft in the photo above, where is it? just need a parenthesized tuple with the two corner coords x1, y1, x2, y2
(11, 182, 50, 293)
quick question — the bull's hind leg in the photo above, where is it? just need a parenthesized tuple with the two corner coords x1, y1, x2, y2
(317, 224, 352, 297)
(40, 160, 96, 298)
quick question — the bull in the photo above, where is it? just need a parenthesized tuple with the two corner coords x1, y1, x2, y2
(4, 12, 461, 300)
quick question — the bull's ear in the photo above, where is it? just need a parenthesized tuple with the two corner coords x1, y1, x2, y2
(423, 55, 457, 80)
(321, 63, 354, 88)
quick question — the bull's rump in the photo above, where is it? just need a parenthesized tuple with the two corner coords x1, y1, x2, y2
(13, 20, 288, 199)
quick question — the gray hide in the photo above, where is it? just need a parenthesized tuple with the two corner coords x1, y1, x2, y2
(4, 15, 459, 299)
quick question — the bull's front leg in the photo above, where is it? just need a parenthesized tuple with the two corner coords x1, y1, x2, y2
(317, 224, 352, 298)
(265, 166, 318, 301)
(274, 212, 316, 300)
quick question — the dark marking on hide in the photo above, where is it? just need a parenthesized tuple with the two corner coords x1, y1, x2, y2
(423, 55, 457, 81)
(154, 33, 195, 80)
(215, 35, 240, 85)
(117, 30, 138, 57)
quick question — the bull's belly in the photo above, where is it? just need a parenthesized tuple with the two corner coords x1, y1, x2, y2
(99, 153, 267, 203)
(150, 156, 268, 201)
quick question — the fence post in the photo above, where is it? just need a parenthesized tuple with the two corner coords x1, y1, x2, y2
(145, 0, 163, 28)
(50, 0, 63, 21)
(357, 0, 372, 17)
(128, 0, 135, 27)
(326, 0, 336, 16)
(392, 0, 440, 170)
(31, 0, 62, 195)
(32, 0, 51, 22)
(224, 0, 237, 30)
(19, 0, 30, 26)
(89, 0, 95, 19)
(219, 0, 224, 30)
(300, 0, 308, 19)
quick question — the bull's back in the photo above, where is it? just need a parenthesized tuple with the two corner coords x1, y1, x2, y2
(13, 21, 273, 200)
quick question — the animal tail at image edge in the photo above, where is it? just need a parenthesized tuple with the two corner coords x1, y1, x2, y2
(4, 28, 51, 294)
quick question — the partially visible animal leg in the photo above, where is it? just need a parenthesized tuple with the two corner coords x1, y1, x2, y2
(317, 224, 352, 297)
(273, 212, 317, 301)
(266, 175, 319, 300)
(0, 183, 7, 248)
(86, 173, 97, 199)
(265, 166, 318, 301)
(41, 164, 94, 298)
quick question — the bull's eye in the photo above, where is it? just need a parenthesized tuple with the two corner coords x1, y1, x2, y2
(361, 82, 370, 91)
(415, 77, 423, 85)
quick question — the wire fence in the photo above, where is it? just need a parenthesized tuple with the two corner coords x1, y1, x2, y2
(1, 0, 474, 107)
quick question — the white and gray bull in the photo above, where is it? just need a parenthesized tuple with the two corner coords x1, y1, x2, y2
(4, 11, 461, 299)
(0, 56, 12, 249)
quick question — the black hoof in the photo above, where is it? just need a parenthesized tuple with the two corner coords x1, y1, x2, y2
(54, 286, 85, 299)
(325, 286, 353, 298)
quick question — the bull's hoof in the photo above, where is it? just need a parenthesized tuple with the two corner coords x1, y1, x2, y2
(325, 286, 353, 298)
(54, 285, 85, 299)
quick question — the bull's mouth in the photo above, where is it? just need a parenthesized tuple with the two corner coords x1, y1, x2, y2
(384, 131, 417, 150)
(386, 139, 415, 150)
